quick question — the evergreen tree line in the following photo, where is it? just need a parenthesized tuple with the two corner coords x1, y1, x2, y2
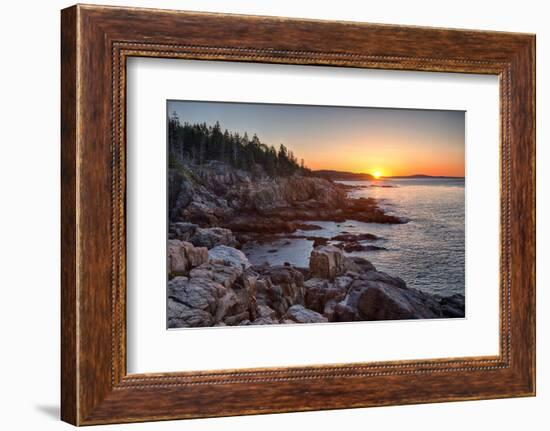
(168, 112, 310, 177)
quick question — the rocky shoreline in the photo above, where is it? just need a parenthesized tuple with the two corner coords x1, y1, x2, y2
(167, 161, 464, 328)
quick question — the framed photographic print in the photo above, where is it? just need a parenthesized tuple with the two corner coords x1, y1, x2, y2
(61, 4, 536, 425)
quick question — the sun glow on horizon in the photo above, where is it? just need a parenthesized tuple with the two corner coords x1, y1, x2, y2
(169, 101, 466, 178)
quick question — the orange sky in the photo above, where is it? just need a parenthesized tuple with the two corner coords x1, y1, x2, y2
(304, 134, 465, 177)
(170, 101, 465, 177)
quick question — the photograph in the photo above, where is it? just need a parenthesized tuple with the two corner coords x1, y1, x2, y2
(166, 101, 466, 328)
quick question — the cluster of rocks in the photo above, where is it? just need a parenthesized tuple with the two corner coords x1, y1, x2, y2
(167, 242, 465, 328)
(167, 242, 257, 327)
(330, 232, 386, 253)
(287, 231, 387, 253)
(169, 222, 237, 248)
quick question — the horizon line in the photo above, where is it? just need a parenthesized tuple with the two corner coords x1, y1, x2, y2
(313, 169, 465, 178)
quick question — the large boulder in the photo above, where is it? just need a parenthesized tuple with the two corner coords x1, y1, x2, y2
(214, 290, 252, 324)
(167, 276, 223, 314)
(325, 302, 357, 322)
(356, 282, 423, 320)
(342, 278, 442, 321)
(249, 305, 281, 325)
(259, 266, 305, 308)
(309, 245, 346, 280)
(254, 277, 285, 316)
(190, 227, 237, 249)
(334, 274, 355, 291)
(167, 265, 258, 328)
(256, 304, 277, 319)
(168, 222, 198, 241)
(304, 278, 331, 312)
(167, 297, 214, 328)
(185, 242, 209, 268)
(182, 201, 220, 226)
(358, 270, 406, 289)
(304, 277, 348, 314)
(437, 293, 465, 318)
(189, 262, 242, 288)
(284, 304, 328, 324)
(167, 241, 188, 274)
(343, 256, 376, 273)
(208, 245, 250, 270)
(167, 240, 208, 276)
(220, 269, 258, 325)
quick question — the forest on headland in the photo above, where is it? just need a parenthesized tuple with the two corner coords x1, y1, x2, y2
(169, 113, 309, 177)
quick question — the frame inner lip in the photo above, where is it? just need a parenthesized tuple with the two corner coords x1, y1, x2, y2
(114, 44, 512, 384)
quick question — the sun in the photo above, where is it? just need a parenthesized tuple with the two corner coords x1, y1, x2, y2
(373, 171, 382, 179)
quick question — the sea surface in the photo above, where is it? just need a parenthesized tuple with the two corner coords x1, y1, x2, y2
(242, 178, 465, 297)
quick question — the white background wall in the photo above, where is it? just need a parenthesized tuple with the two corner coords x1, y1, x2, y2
(0, 0, 546, 429)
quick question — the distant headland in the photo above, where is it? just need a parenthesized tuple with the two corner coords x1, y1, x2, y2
(383, 174, 465, 179)
(312, 170, 464, 181)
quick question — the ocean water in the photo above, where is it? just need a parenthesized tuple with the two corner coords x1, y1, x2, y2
(242, 178, 465, 297)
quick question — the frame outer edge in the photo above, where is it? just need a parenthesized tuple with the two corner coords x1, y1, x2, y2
(506, 35, 536, 396)
(531, 35, 536, 396)
(523, 34, 536, 395)
(526, 35, 536, 396)
(61, 4, 536, 424)
(61, 4, 80, 426)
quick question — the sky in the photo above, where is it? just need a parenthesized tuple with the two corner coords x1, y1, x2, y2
(168, 100, 465, 177)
